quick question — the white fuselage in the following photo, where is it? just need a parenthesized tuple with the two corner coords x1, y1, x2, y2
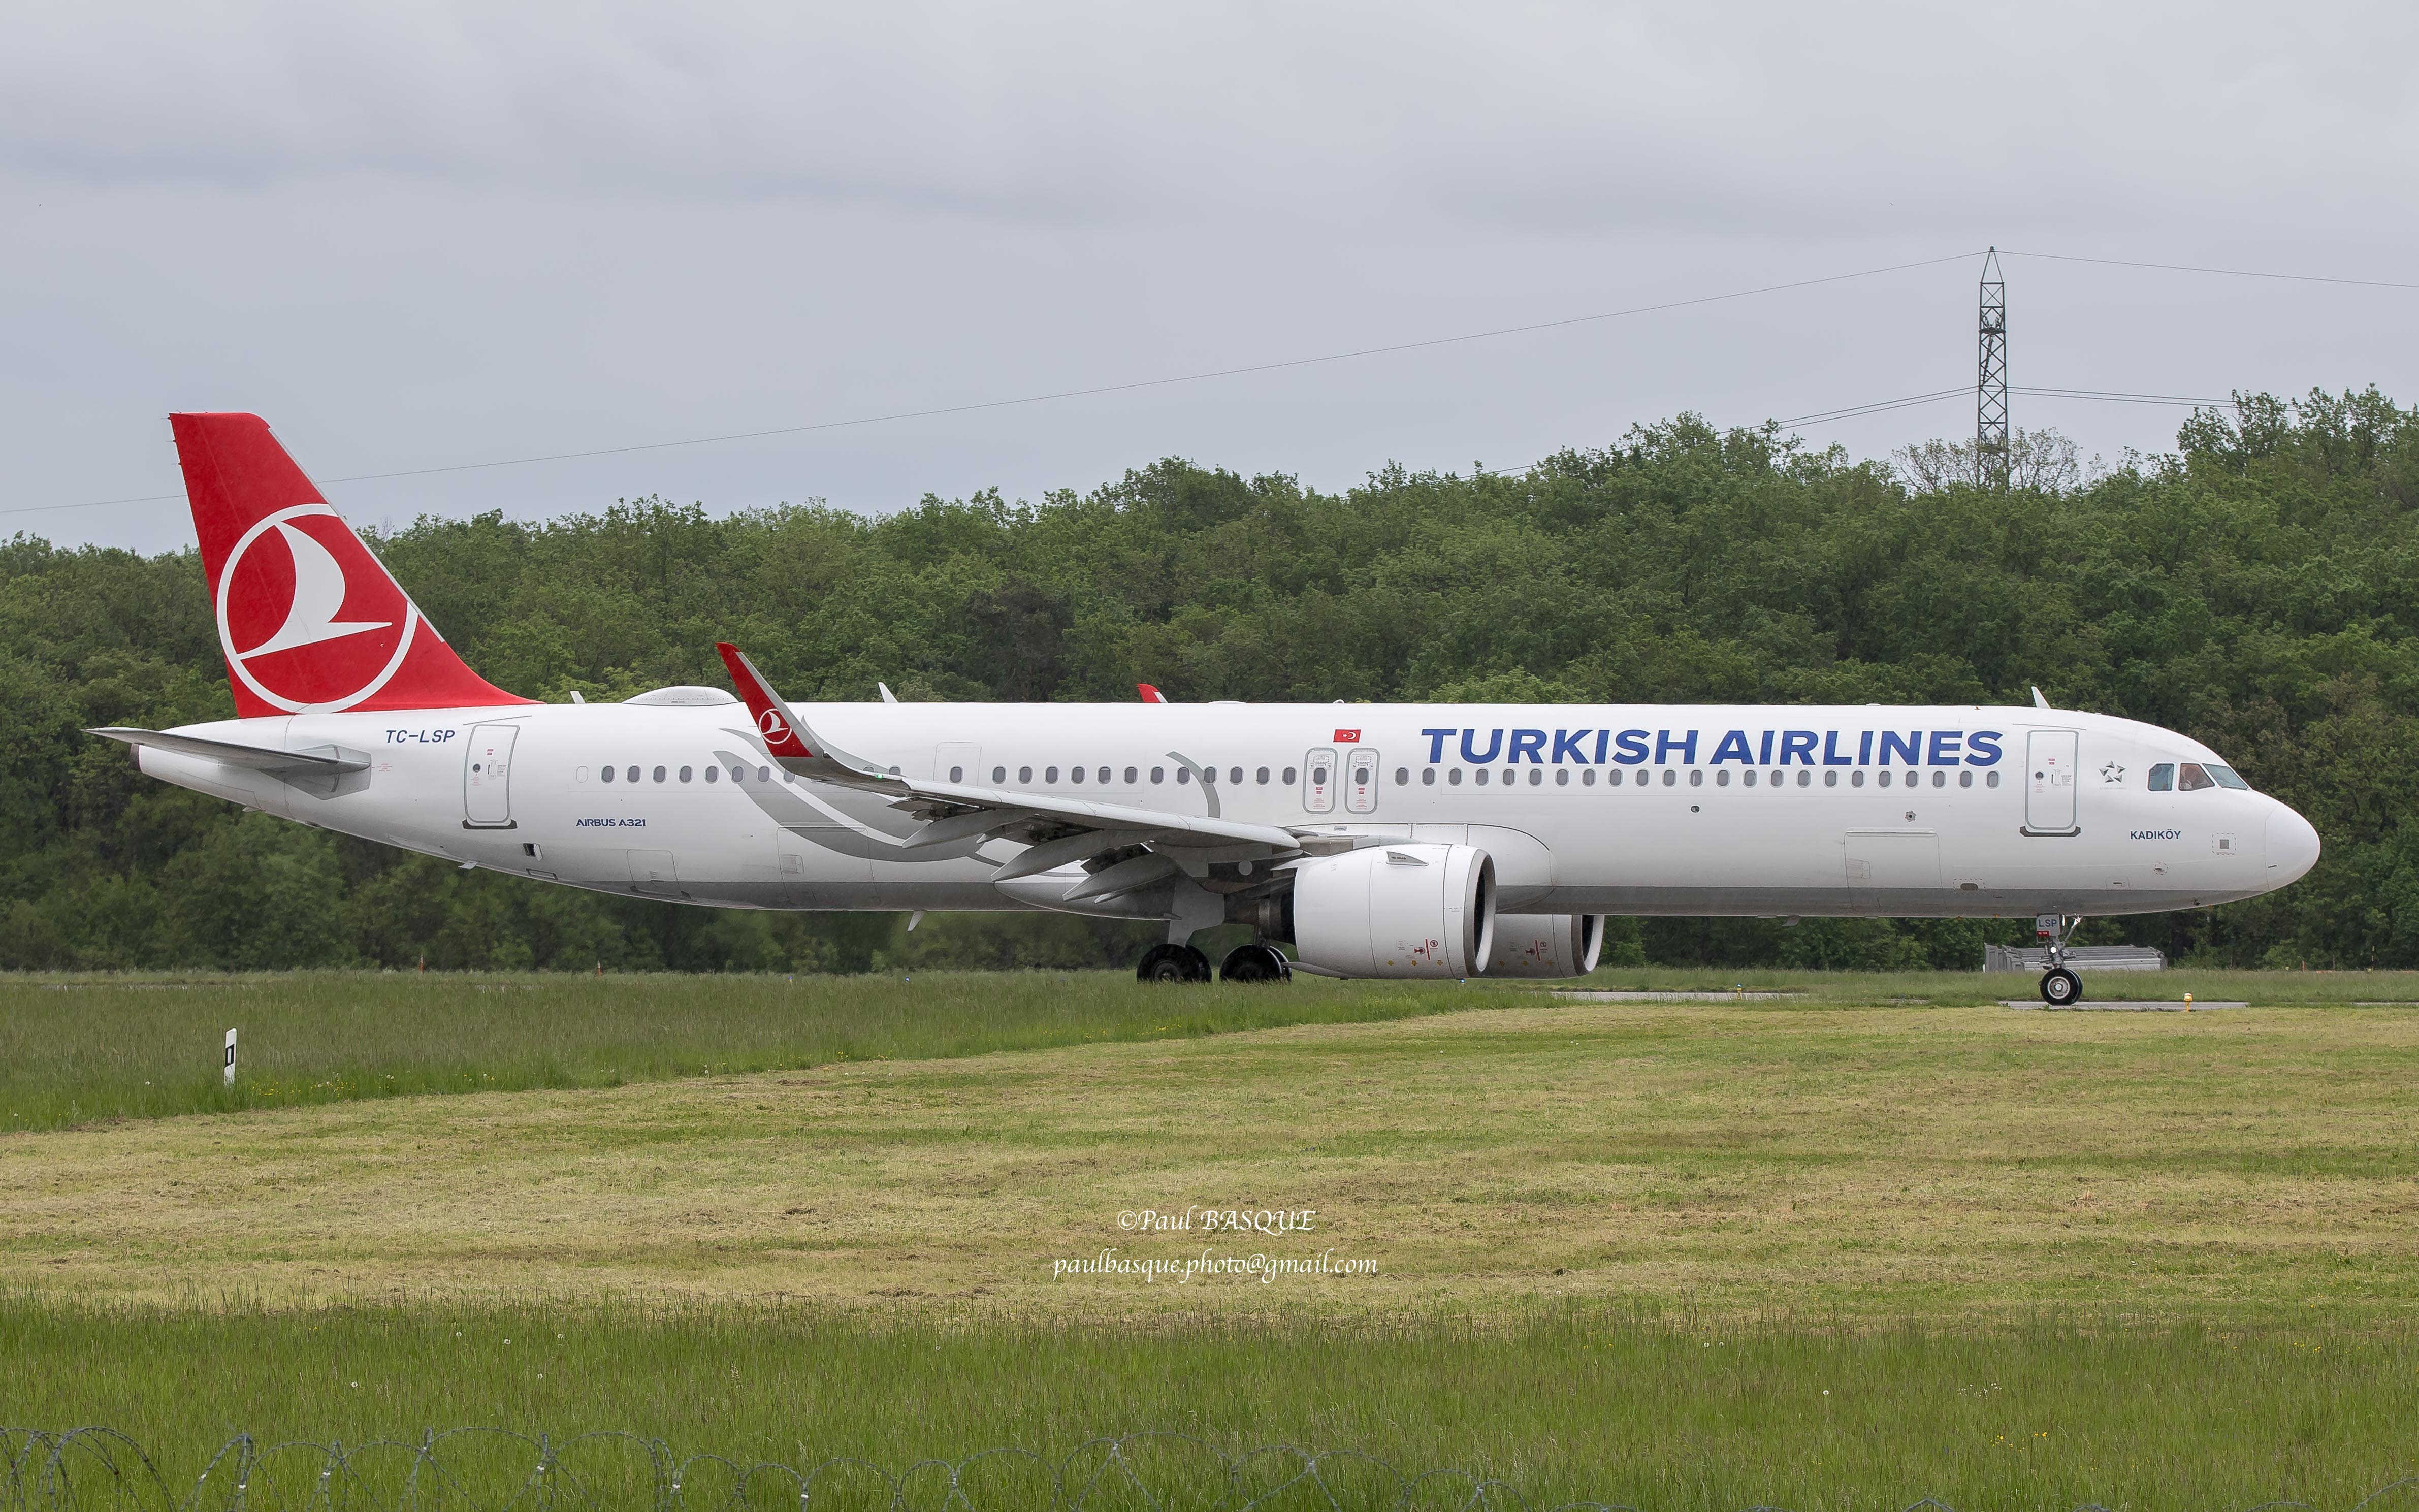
(137, 698, 2320, 921)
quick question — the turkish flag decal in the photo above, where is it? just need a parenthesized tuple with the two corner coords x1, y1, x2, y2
(1334, 728, 1362, 744)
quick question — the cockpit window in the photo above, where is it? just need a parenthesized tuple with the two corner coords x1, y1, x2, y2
(2207, 764, 2251, 790)
(2147, 763, 2174, 792)
(2177, 763, 2215, 791)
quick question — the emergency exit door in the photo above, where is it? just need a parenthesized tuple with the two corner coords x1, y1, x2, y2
(2024, 729, 2079, 835)
(463, 724, 518, 829)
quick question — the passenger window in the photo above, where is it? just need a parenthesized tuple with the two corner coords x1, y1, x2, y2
(1606, 769, 1622, 787)
(1019, 766, 1033, 784)
(1796, 770, 1811, 787)
(1067, 765, 1082, 784)
(758, 766, 771, 783)
(949, 764, 963, 782)
(732, 765, 747, 782)
(1256, 767, 1271, 784)
(2178, 763, 2215, 791)
(1422, 768, 1437, 786)
(1985, 770, 1998, 788)
(1152, 766, 1166, 784)
(1282, 767, 1297, 785)
(1528, 769, 1542, 786)
(1556, 768, 1570, 786)
(1582, 769, 1596, 786)
(653, 766, 667, 783)
(1099, 767, 1112, 783)
(1124, 766, 1139, 784)
(1713, 769, 1727, 787)
(2148, 764, 2173, 791)
(626, 766, 639, 783)
(1742, 770, 1755, 788)
(1474, 769, 1489, 786)
(1448, 768, 1463, 785)
(1176, 767, 1191, 784)
(1823, 770, 1837, 787)
(679, 766, 693, 783)
(2208, 765, 2250, 789)
(1958, 770, 1973, 788)
(1662, 769, 1676, 787)
(601, 765, 616, 783)
(993, 765, 1007, 783)
(1397, 768, 1411, 785)
(1230, 767, 1243, 784)
(1046, 766, 1060, 783)
(704, 766, 718, 783)
(1931, 770, 1945, 788)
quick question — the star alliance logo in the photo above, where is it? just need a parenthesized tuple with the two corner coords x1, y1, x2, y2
(2101, 762, 2126, 784)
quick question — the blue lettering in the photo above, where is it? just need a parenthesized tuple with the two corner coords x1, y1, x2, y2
(1858, 731, 1873, 764)
(1460, 728, 1505, 763)
(1656, 730, 1699, 765)
(1928, 730, 1964, 765)
(1421, 728, 1456, 763)
(1593, 729, 1610, 764)
(1823, 731, 1855, 766)
(1879, 731, 1921, 766)
(1758, 730, 1775, 765)
(1710, 730, 1754, 765)
(1779, 730, 1818, 765)
(1614, 730, 1650, 765)
(1552, 729, 1592, 764)
(1508, 729, 1548, 764)
(1965, 730, 2003, 766)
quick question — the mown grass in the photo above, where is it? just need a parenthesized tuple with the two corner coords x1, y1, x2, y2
(3, 1296, 2414, 1512)
(7, 968, 2415, 1134)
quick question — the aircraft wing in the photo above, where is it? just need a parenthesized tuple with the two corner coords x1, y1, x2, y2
(87, 727, 370, 777)
(714, 642, 1303, 898)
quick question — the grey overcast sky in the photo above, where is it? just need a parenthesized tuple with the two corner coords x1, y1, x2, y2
(6, 2, 2416, 552)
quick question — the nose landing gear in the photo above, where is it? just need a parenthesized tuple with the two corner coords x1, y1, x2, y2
(2036, 913, 2086, 1006)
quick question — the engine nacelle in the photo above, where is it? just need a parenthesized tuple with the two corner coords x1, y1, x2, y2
(1290, 843, 1496, 978)
(1475, 914, 1604, 979)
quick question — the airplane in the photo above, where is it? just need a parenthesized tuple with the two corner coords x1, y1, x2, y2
(91, 413, 2322, 1006)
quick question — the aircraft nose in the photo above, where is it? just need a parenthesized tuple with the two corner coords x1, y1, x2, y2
(2266, 805, 2321, 886)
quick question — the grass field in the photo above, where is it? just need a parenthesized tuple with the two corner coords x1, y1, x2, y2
(5, 971, 2418, 1509)
(7, 966, 2417, 1133)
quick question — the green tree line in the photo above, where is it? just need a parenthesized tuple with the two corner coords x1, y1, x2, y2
(4, 389, 2414, 973)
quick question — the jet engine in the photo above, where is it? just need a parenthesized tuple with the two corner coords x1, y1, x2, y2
(1475, 913, 1604, 979)
(1289, 843, 1495, 978)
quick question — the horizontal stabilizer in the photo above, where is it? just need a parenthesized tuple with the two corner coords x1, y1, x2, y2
(88, 727, 369, 776)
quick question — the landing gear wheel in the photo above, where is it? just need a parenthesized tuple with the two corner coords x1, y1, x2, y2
(2040, 967, 2083, 1006)
(1219, 944, 1293, 984)
(1136, 943, 1213, 983)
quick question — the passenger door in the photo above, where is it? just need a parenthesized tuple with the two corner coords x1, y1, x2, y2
(463, 724, 518, 829)
(2024, 729, 2080, 835)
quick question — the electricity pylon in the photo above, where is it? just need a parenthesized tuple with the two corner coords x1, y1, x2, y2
(1977, 247, 2009, 487)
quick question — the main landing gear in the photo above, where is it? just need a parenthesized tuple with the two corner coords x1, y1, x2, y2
(1219, 943, 1292, 984)
(1134, 942, 1294, 984)
(1135, 943, 1212, 983)
(2037, 913, 2085, 1006)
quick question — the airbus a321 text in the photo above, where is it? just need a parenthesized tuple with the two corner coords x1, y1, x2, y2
(96, 414, 2323, 1005)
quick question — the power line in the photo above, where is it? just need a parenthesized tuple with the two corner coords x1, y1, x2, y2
(2005, 250, 2419, 293)
(8, 250, 1983, 520)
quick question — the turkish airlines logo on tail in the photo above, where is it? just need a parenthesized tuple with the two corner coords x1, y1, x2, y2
(758, 709, 792, 743)
(216, 504, 421, 713)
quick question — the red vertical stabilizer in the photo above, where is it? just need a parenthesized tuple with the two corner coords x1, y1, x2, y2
(170, 413, 532, 717)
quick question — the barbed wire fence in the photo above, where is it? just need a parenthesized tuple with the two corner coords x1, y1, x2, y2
(6, 1431, 2418, 1512)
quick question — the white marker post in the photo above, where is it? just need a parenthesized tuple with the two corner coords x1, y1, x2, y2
(223, 1028, 238, 1087)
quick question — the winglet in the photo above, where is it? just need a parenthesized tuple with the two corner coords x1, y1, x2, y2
(715, 643, 816, 758)
(714, 642, 901, 790)
(2031, 686, 2051, 710)
(1137, 683, 1168, 704)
